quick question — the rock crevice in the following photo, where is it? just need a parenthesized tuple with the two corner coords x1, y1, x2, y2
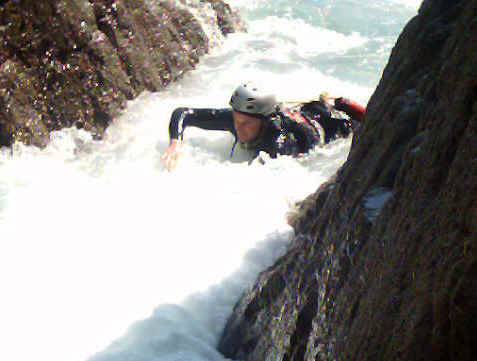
(218, 0, 477, 360)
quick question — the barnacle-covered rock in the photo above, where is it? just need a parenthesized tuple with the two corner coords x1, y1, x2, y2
(0, 0, 245, 147)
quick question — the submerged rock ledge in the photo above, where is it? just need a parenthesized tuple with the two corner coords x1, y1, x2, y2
(218, 0, 476, 360)
(0, 0, 244, 148)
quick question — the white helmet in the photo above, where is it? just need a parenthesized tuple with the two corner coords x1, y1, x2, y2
(229, 82, 277, 116)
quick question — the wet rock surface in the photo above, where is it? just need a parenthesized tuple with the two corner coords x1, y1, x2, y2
(218, 1, 477, 360)
(0, 0, 244, 147)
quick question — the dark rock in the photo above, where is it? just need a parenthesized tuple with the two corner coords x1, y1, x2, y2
(218, 1, 477, 361)
(205, 0, 247, 35)
(0, 60, 50, 148)
(0, 0, 245, 147)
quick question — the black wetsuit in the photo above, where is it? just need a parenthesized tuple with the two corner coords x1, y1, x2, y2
(168, 101, 353, 160)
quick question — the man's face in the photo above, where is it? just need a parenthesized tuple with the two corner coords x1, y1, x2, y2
(233, 111, 262, 142)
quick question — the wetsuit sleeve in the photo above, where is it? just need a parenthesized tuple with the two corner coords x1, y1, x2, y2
(334, 98, 366, 122)
(168, 107, 235, 140)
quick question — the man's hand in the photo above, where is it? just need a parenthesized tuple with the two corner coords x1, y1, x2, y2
(161, 139, 182, 171)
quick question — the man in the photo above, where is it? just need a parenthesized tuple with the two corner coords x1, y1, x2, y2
(161, 82, 365, 169)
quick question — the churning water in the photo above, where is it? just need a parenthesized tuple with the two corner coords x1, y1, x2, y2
(0, 1, 420, 361)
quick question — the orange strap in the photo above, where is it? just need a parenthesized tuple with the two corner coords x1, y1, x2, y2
(282, 107, 313, 127)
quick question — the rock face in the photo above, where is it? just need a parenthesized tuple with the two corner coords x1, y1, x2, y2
(218, 1, 476, 361)
(0, 0, 245, 148)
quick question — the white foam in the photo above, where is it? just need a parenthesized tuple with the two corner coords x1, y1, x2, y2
(392, 0, 422, 10)
(0, 84, 352, 361)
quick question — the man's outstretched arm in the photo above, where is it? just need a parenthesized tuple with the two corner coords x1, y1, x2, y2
(333, 98, 366, 122)
(162, 107, 234, 170)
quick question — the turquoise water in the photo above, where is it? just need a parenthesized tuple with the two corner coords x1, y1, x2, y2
(231, 0, 419, 87)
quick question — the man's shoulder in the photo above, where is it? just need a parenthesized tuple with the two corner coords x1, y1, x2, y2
(215, 107, 233, 114)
